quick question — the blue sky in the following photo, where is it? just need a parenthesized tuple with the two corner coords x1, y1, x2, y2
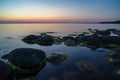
(0, 0, 120, 22)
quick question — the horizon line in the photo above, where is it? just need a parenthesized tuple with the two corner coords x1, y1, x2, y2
(0, 21, 99, 24)
(0, 20, 119, 24)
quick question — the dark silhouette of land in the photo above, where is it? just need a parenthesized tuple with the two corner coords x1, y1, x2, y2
(100, 20, 120, 24)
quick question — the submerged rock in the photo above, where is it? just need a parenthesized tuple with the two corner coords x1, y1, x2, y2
(108, 52, 120, 58)
(62, 71, 80, 80)
(76, 62, 92, 73)
(108, 58, 120, 64)
(0, 60, 13, 80)
(47, 52, 67, 64)
(115, 70, 120, 78)
(5, 37, 13, 39)
(49, 77, 59, 80)
(22, 35, 38, 44)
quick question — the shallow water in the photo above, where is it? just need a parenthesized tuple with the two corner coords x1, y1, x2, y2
(0, 23, 120, 80)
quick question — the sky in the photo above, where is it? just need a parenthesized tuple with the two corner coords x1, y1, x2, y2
(0, 0, 120, 22)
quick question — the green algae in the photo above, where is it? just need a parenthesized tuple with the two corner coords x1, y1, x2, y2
(1, 53, 9, 59)
(46, 52, 67, 64)
(53, 37, 63, 43)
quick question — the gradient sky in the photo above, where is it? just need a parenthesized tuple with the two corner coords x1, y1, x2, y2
(0, 0, 120, 22)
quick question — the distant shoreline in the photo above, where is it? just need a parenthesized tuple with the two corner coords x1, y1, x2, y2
(99, 20, 120, 24)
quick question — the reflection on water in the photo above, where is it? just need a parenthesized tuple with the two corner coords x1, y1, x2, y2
(0, 23, 120, 80)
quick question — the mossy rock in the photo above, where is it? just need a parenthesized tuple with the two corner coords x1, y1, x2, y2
(62, 71, 80, 80)
(37, 34, 54, 46)
(107, 29, 120, 35)
(79, 42, 88, 46)
(54, 37, 64, 43)
(108, 58, 120, 64)
(22, 35, 38, 44)
(67, 34, 78, 37)
(8, 48, 46, 68)
(108, 52, 120, 58)
(76, 62, 92, 73)
(116, 70, 120, 78)
(105, 44, 120, 49)
(5, 48, 47, 76)
(64, 38, 78, 46)
(8, 61, 46, 77)
(1, 53, 9, 59)
(64, 41, 77, 46)
(46, 52, 67, 64)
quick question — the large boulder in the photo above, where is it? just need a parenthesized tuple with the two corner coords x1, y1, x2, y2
(7, 48, 46, 76)
(37, 34, 54, 46)
(8, 48, 46, 68)
(0, 60, 13, 80)
(22, 35, 38, 44)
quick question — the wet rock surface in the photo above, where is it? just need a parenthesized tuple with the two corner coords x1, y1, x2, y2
(37, 34, 54, 46)
(22, 35, 38, 44)
(8, 48, 46, 68)
(47, 52, 67, 64)
(0, 60, 13, 80)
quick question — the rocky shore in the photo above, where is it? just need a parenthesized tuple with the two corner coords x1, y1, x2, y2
(0, 28, 120, 80)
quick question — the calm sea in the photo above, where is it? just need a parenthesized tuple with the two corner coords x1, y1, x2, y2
(0, 23, 120, 80)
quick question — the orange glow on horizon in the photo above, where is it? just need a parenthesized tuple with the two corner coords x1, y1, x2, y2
(0, 15, 98, 22)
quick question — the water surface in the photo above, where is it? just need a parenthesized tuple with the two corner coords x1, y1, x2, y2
(0, 23, 120, 80)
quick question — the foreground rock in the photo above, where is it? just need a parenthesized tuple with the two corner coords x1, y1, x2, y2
(1, 48, 68, 78)
(0, 60, 13, 80)
(7, 48, 46, 76)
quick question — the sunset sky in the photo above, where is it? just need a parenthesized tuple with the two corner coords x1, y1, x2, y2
(0, 0, 120, 23)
